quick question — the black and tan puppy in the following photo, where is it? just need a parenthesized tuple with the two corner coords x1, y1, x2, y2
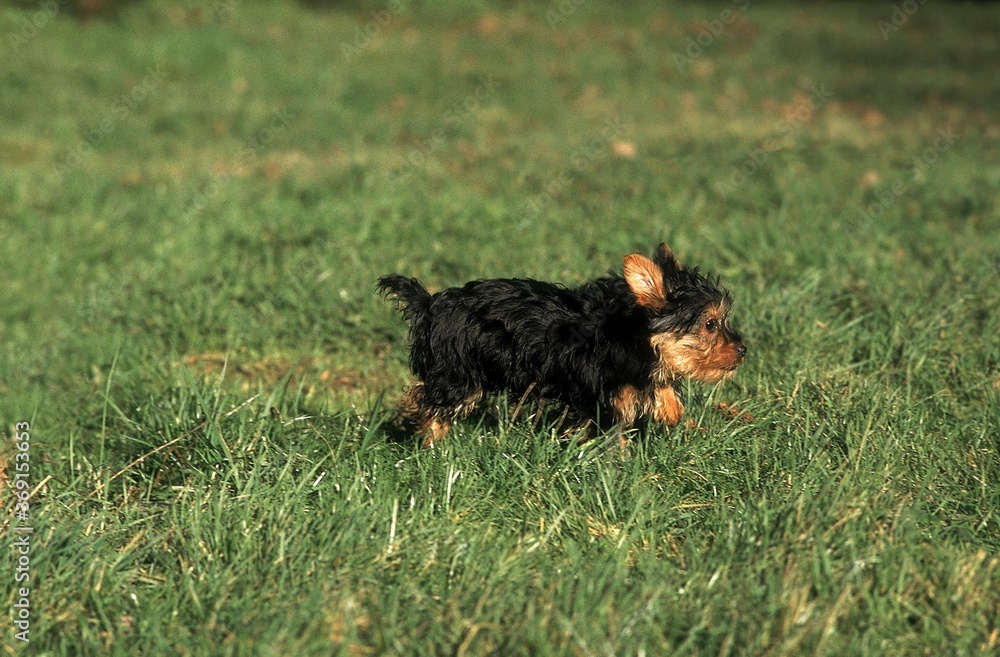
(378, 243, 746, 446)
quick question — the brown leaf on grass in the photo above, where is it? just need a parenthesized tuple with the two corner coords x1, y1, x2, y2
(858, 170, 881, 189)
(72, 0, 139, 21)
(685, 418, 707, 432)
(326, 594, 373, 649)
(762, 93, 807, 124)
(692, 59, 715, 78)
(862, 109, 886, 129)
(612, 140, 637, 159)
(478, 14, 500, 36)
(587, 517, 622, 542)
(730, 14, 761, 40)
(681, 92, 698, 114)
(262, 151, 305, 180)
(782, 91, 816, 124)
(834, 102, 887, 129)
(575, 83, 602, 108)
(717, 401, 754, 422)
(263, 162, 283, 181)
(458, 141, 479, 162)
(120, 171, 144, 186)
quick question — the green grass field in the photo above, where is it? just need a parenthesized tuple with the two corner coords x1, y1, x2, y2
(2, 0, 999, 654)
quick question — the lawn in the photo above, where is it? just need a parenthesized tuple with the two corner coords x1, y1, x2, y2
(1, 0, 999, 654)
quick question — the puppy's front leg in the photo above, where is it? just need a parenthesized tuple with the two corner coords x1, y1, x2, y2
(652, 385, 684, 427)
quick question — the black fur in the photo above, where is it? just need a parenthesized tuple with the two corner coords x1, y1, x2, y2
(378, 274, 656, 425)
(649, 267, 731, 334)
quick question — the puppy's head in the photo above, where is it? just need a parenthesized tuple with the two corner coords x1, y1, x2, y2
(623, 243, 746, 382)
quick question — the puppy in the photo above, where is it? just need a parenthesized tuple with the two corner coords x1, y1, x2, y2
(378, 243, 745, 446)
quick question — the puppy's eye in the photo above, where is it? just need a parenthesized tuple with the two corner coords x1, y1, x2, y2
(705, 319, 719, 332)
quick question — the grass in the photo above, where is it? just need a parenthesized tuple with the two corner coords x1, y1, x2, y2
(1, 0, 999, 654)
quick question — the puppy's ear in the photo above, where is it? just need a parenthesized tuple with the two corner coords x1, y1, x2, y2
(654, 242, 682, 273)
(624, 254, 667, 309)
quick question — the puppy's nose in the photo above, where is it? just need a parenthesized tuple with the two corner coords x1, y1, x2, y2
(736, 343, 747, 357)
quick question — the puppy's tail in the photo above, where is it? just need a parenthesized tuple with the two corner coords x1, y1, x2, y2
(377, 275, 433, 331)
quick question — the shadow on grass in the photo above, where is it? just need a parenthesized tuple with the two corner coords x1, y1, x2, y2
(369, 393, 659, 451)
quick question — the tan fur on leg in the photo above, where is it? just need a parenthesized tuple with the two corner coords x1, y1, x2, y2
(653, 386, 684, 426)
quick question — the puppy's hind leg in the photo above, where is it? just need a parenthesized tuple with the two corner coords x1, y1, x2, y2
(396, 383, 439, 446)
(398, 382, 483, 448)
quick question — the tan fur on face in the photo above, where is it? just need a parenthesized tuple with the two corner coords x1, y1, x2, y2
(651, 303, 744, 384)
(610, 302, 743, 431)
